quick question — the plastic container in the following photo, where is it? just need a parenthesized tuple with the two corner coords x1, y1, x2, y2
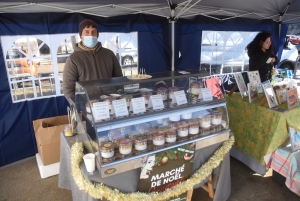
(64, 124, 74, 137)
(168, 86, 179, 99)
(100, 141, 115, 158)
(141, 91, 152, 105)
(199, 115, 212, 128)
(119, 139, 132, 155)
(211, 110, 222, 125)
(165, 131, 177, 143)
(121, 95, 133, 107)
(176, 122, 189, 137)
(153, 132, 165, 146)
(156, 87, 168, 101)
(134, 136, 147, 151)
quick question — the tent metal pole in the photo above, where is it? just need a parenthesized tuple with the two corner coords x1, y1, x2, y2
(171, 9, 175, 72)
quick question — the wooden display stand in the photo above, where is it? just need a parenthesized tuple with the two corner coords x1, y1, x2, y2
(186, 174, 214, 201)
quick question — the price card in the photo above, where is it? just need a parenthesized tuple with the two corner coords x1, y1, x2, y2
(200, 88, 213, 101)
(171, 90, 187, 105)
(131, 97, 146, 114)
(112, 99, 129, 117)
(92, 102, 110, 121)
(148, 95, 164, 110)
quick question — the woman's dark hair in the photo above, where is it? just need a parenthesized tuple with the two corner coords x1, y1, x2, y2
(246, 31, 273, 54)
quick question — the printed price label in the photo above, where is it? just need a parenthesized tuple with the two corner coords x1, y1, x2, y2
(172, 90, 187, 105)
(200, 88, 213, 101)
(131, 97, 146, 114)
(149, 95, 164, 110)
(112, 99, 129, 117)
(92, 102, 110, 121)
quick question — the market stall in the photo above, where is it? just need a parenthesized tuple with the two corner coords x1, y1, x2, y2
(227, 92, 300, 174)
(58, 70, 234, 200)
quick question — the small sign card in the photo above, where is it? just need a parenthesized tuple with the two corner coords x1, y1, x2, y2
(247, 82, 258, 103)
(200, 88, 213, 101)
(112, 99, 129, 117)
(287, 88, 299, 110)
(130, 97, 146, 114)
(92, 102, 110, 121)
(275, 89, 287, 104)
(171, 90, 187, 105)
(148, 95, 164, 110)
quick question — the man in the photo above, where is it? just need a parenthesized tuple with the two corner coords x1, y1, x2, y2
(63, 19, 123, 100)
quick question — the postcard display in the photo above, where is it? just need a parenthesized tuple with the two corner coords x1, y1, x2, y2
(73, 70, 230, 184)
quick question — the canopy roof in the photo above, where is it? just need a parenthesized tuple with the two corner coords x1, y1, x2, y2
(0, 0, 300, 24)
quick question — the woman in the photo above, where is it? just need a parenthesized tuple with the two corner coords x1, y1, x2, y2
(246, 31, 278, 82)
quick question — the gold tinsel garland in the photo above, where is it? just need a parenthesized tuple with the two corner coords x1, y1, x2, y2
(71, 135, 235, 201)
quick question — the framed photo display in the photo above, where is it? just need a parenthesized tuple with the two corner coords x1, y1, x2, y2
(234, 73, 248, 98)
(275, 89, 287, 104)
(287, 88, 299, 109)
(288, 126, 300, 152)
(247, 71, 263, 93)
(247, 82, 258, 103)
(261, 80, 278, 108)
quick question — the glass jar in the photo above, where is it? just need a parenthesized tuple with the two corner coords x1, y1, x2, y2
(189, 122, 200, 135)
(85, 99, 99, 113)
(211, 111, 222, 125)
(176, 122, 189, 137)
(108, 129, 122, 140)
(64, 124, 74, 136)
(100, 141, 115, 158)
(153, 132, 165, 146)
(121, 95, 133, 107)
(141, 91, 152, 105)
(169, 115, 180, 122)
(156, 87, 168, 101)
(210, 125, 222, 133)
(162, 118, 170, 126)
(135, 123, 151, 133)
(165, 131, 177, 143)
(134, 136, 147, 151)
(104, 96, 116, 110)
(145, 130, 158, 141)
(181, 113, 192, 120)
(199, 115, 212, 128)
(190, 82, 201, 96)
(199, 127, 211, 136)
(119, 139, 132, 155)
(168, 86, 179, 99)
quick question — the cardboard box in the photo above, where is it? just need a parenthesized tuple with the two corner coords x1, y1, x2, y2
(33, 114, 82, 166)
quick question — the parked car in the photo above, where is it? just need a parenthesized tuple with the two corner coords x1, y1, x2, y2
(287, 35, 300, 45)
(6, 47, 38, 77)
(278, 36, 300, 70)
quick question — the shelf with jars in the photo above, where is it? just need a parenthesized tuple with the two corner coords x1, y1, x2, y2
(72, 70, 230, 178)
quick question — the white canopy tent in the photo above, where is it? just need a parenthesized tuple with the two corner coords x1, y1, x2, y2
(1, 0, 300, 70)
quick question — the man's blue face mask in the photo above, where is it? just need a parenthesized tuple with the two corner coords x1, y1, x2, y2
(83, 36, 98, 48)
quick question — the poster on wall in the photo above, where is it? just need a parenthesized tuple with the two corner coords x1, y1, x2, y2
(138, 143, 195, 201)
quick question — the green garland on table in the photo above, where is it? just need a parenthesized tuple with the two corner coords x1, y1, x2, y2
(71, 135, 235, 201)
